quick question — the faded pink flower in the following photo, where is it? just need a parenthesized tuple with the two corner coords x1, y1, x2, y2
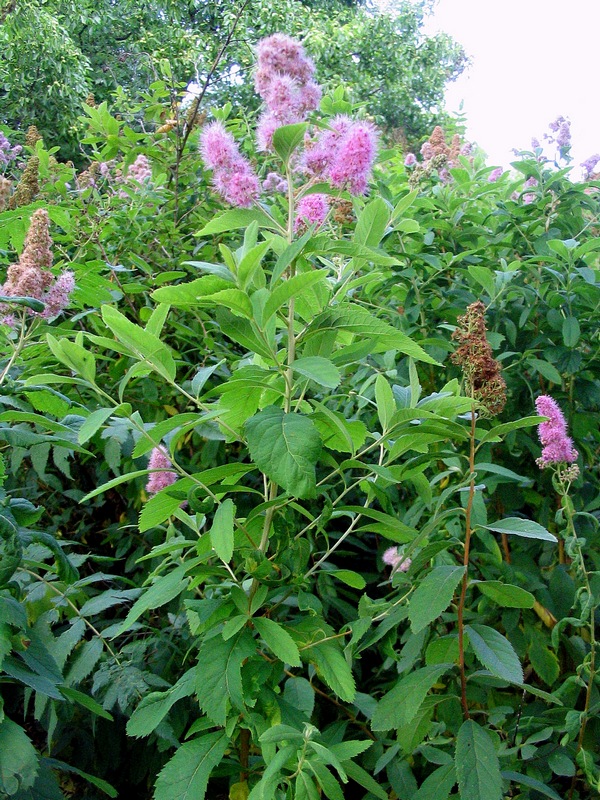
(40, 271, 75, 318)
(200, 122, 241, 171)
(404, 153, 417, 167)
(127, 154, 152, 184)
(294, 193, 329, 232)
(382, 546, 411, 573)
(263, 172, 287, 193)
(488, 167, 503, 183)
(255, 34, 316, 93)
(146, 447, 178, 495)
(535, 395, 578, 468)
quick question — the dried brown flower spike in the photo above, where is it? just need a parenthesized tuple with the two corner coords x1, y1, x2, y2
(451, 300, 506, 416)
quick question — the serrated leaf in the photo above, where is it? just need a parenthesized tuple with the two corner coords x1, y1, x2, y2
(529, 641, 559, 686)
(101, 305, 176, 381)
(245, 407, 322, 499)
(480, 517, 557, 542)
(262, 271, 327, 324)
(354, 198, 390, 247)
(292, 357, 340, 388)
(455, 720, 502, 800)
(415, 763, 456, 800)
(60, 687, 114, 721)
(113, 566, 189, 636)
(307, 642, 355, 702)
(127, 669, 196, 738)
(195, 631, 255, 725)
(371, 664, 452, 731)
(273, 122, 308, 163)
(253, 617, 301, 666)
(154, 731, 228, 800)
(375, 374, 396, 431)
(409, 566, 466, 633)
(196, 208, 279, 237)
(475, 581, 535, 608)
(209, 499, 235, 563)
(476, 416, 544, 446)
(0, 717, 39, 795)
(465, 624, 523, 683)
(330, 570, 366, 589)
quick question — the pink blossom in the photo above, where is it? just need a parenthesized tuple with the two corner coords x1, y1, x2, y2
(404, 153, 417, 167)
(146, 447, 178, 495)
(328, 121, 378, 195)
(488, 167, 503, 183)
(263, 172, 287, 193)
(382, 546, 411, 573)
(200, 122, 261, 208)
(294, 193, 330, 232)
(535, 395, 578, 468)
(256, 113, 280, 152)
(40, 271, 75, 318)
(127, 154, 152, 184)
(255, 34, 316, 93)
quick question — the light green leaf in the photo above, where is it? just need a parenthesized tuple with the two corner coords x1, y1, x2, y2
(476, 581, 535, 608)
(273, 122, 309, 163)
(139, 491, 183, 533)
(409, 566, 466, 633)
(371, 664, 452, 731)
(152, 276, 232, 305)
(292, 357, 341, 388)
(154, 732, 229, 800)
(245, 407, 322, 499)
(101, 305, 176, 381)
(467, 266, 495, 296)
(465, 624, 523, 683)
(330, 570, 366, 589)
(455, 720, 502, 800)
(209, 499, 235, 563)
(196, 208, 280, 237)
(375, 374, 396, 431)
(354, 198, 390, 247)
(253, 617, 301, 667)
(476, 416, 544, 446)
(308, 642, 355, 703)
(262, 271, 327, 324)
(78, 408, 115, 445)
(480, 518, 557, 542)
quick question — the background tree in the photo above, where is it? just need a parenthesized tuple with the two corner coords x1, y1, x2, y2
(0, 0, 466, 158)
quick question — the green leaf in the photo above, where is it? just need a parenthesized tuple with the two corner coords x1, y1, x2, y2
(292, 357, 341, 388)
(0, 717, 39, 795)
(195, 631, 255, 725)
(78, 408, 116, 445)
(154, 731, 229, 800)
(467, 265, 495, 297)
(354, 198, 390, 247)
(375, 374, 396, 431)
(455, 720, 502, 800)
(330, 570, 366, 589)
(475, 581, 535, 608)
(480, 518, 557, 542)
(529, 358, 562, 384)
(253, 617, 301, 666)
(529, 641, 560, 685)
(476, 417, 544, 446)
(343, 761, 387, 800)
(59, 687, 114, 721)
(127, 670, 196, 738)
(308, 642, 356, 702)
(414, 763, 457, 800)
(465, 624, 523, 683)
(262, 271, 327, 324)
(371, 664, 452, 731)
(245, 407, 322, 499)
(196, 208, 280, 237)
(139, 491, 184, 533)
(113, 566, 190, 636)
(500, 771, 562, 800)
(562, 316, 580, 348)
(273, 122, 308, 163)
(408, 566, 466, 633)
(209, 499, 235, 563)
(0, 294, 45, 312)
(47, 335, 97, 384)
(101, 306, 176, 381)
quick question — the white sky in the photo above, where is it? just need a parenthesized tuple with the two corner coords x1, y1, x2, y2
(419, 0, 600, 176)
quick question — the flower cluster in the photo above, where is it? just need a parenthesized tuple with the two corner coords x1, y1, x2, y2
(0, 209, 74, 324)
(200, 122, 261, 208)
(255, 33, 321, 152)
(546, 115, 571, 149)
(146, 447, 178, 495)
(522, 176, 538, 205)
(127, 154, 152, 184)
(487, 167, 503, 183)
(404, 126, 471, 187)
(382, 546, 411, 573)
(0, 131, 22, 169)
(535, 395, 579, 478)
(198, 34, 378, 210)
(581, 154, 600, 180)
(294, 193, 330, 232)
(451, 300, 506, 416)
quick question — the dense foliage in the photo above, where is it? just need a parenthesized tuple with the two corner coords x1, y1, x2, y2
(0, 27, 599, 800)
(0, 0, 465, 159)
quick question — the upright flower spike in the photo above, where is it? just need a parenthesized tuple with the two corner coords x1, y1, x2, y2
(535, 395, 578, 469)
(294, 194, 330, 232)
(199, 121, 260, 208)
(146, 447, 178, 495)
(328, 121, 379, 195)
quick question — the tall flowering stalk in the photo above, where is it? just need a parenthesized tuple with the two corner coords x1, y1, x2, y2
(534, 396, 594, 797)
(451, 301, 507, 719)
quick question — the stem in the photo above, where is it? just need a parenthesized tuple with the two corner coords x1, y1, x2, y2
(457, 406, 476, 720)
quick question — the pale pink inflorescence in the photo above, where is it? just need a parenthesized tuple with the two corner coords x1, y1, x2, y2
(127, 154, 152, 184)
(200, 121, 261, 208)
(535, 395, 578, 469)
(254, 33, 321, 152)
(294, 193, 330, 232)
(0, 209, 74, 324)
(382, 546, 411, 573)
(146, 447, 178, 495)
(488, 167, 503, 183)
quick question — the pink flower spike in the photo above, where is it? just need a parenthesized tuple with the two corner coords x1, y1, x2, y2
(294, 193, 330, 232)
(535, 395, 579, 468)
(146, 447, 178, 495)
(40, 270, 75, 318)
(382, 546, 411, 573)
(200, 122, 240, 171)
(328, 121, 378, 195)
